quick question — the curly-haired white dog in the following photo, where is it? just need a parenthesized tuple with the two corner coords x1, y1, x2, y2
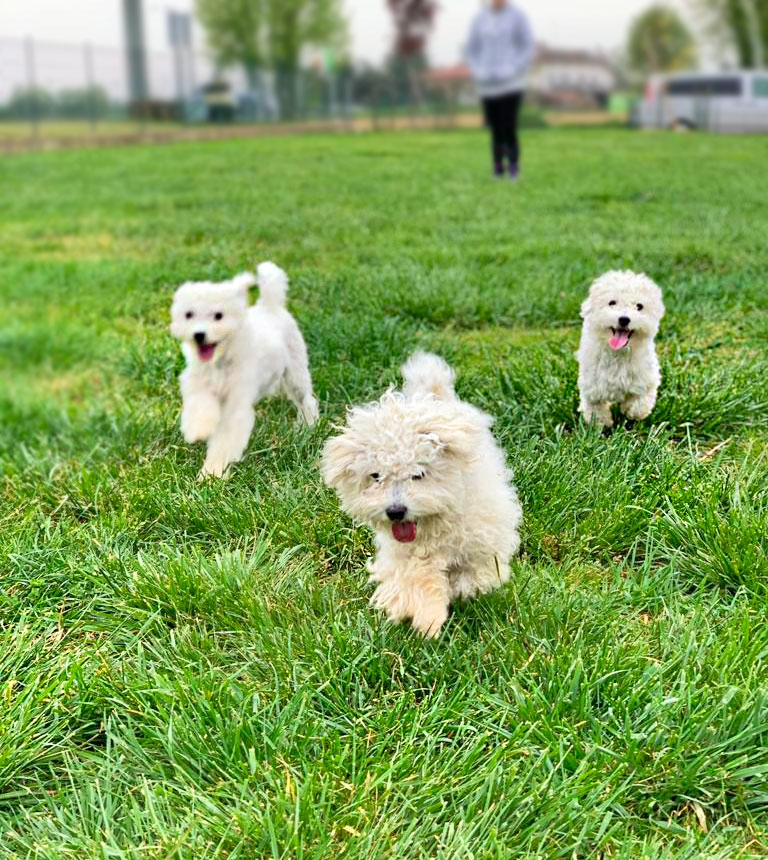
(170, 262, 318, 478)
(321, 352, 521, 638)
(577, 270, 665, 428)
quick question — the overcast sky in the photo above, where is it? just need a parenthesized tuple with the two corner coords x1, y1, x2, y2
(1, 0, 698, 64)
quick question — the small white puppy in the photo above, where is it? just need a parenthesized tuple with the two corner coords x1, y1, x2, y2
(170, 262, 318, 477)
(321, 352, 521, 638)
(577, 270, 665, 428)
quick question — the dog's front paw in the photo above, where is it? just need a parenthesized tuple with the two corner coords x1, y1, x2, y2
(621, 395, 655, 421)
(371, 582, 410, 623)
(411, 602, 449, 638)
(199, 455, 232, 479)
(623, 404, 651, 421)
(581, 402, 613, 429)
(300, 396, 319, 426)
(181, 408, 220, 443)
(452, 572, 479, 601)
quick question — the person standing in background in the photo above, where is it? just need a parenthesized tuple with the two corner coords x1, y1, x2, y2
(466, 0, 534, 180)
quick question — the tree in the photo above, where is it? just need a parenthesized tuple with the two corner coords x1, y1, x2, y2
(195, 0, 346, 115)
(627, 5, 698, 77)
(386, 0, 437, 103)
(388, 0, 437, 59)
(692, 0, 767, 67)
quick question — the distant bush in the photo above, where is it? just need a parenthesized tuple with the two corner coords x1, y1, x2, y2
(519, 103, 548, 128)
(56, 86, 110, 119)
(8, 86, 55, 119)
(3, 85, 113, 121)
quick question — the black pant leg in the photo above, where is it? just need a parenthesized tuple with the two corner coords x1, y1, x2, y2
(498, 92, 523, 166)
(482, 97, 506, 171)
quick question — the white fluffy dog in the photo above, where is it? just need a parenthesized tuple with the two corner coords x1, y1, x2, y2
(170, 262, 318, 477)
(321, 352, 522, 638)
(577, 270, 665, 428)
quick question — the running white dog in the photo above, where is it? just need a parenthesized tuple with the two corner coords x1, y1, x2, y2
(170, 262, 318, 477)
(321, 352, 521, 638)
(577, 270, 665, 428)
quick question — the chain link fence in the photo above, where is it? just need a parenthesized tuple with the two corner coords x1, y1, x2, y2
(0, 36, 481, 145)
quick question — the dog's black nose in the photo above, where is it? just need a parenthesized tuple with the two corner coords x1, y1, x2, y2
(386, 504, 407, 522)
(618, 316, 630, 328)
(193, 331, 206, 345)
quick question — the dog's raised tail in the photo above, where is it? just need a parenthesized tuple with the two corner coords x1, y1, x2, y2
(256, 261, 288, 310)
(401, 351, 456, 400)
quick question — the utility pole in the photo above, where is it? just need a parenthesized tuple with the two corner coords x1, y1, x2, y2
(168, 10, 193, 121)
(123, 0, 149, 122)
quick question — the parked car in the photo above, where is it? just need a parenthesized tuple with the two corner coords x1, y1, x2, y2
(202, 81, 236, 122)
(635, 70, 768, 132)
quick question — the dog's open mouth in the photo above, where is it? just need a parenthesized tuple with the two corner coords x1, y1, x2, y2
(392, 521, 417, 543)
(197, 342, 218, 362)
(609, 327, 633, 351)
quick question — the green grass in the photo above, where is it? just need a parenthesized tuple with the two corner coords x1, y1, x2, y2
(1, 127, 768, 858)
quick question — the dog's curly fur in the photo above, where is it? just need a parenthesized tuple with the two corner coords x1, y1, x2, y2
(577, 270, 665, 428)
(170, 262, 318, 478)
(321, 352, 522, 637)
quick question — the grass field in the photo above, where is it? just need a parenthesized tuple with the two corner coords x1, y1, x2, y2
(0, 111, 621, 152)
(1, 127, 768, 858)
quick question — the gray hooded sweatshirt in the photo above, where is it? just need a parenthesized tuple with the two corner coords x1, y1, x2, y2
(465, 4, 534, 99)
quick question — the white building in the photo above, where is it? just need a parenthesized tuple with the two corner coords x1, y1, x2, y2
(529, 45, 617, 107)
(422, 44, 617, 109)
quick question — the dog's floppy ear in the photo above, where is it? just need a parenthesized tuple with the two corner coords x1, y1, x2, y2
(419, 410, 483, 463)
(172, 281, 190, 301)
(321, 430, 362, 490)
(230, 271, 257, 298)
(580, 296, 592, 318)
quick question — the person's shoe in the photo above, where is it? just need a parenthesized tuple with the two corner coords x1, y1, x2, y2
(508, 163, 520, 181)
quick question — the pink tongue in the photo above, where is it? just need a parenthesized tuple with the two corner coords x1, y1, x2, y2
(198, 343, 216, 361)
(392, 521, 417, 543)
(609, 330, 630, 351)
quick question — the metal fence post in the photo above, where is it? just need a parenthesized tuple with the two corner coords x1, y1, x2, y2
(344, 75, 352, 122)
(187, 48, 197, 95)
(172, 44, 184, 122)
(328, 71, 338, 120)
(295, 69, 303, 121)
(84, 42, 98, 134)
(24, 37, 39, 140)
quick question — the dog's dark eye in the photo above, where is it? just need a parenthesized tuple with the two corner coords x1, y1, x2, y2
(412, 473, 424, 481)
(608, 300, 616, 307)
(636, 303, 644, 311)
(214, 312, 223, 320)
(370, 473, 380, 481)
(185, 311, 194, 319)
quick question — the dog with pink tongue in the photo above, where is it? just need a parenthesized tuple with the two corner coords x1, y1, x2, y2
(321, 352, 521, 638)
(577, 270, 665, 429)
(170, 262, 318, 478)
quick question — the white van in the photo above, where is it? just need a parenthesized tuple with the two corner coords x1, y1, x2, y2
(636, 71, 768, 133)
